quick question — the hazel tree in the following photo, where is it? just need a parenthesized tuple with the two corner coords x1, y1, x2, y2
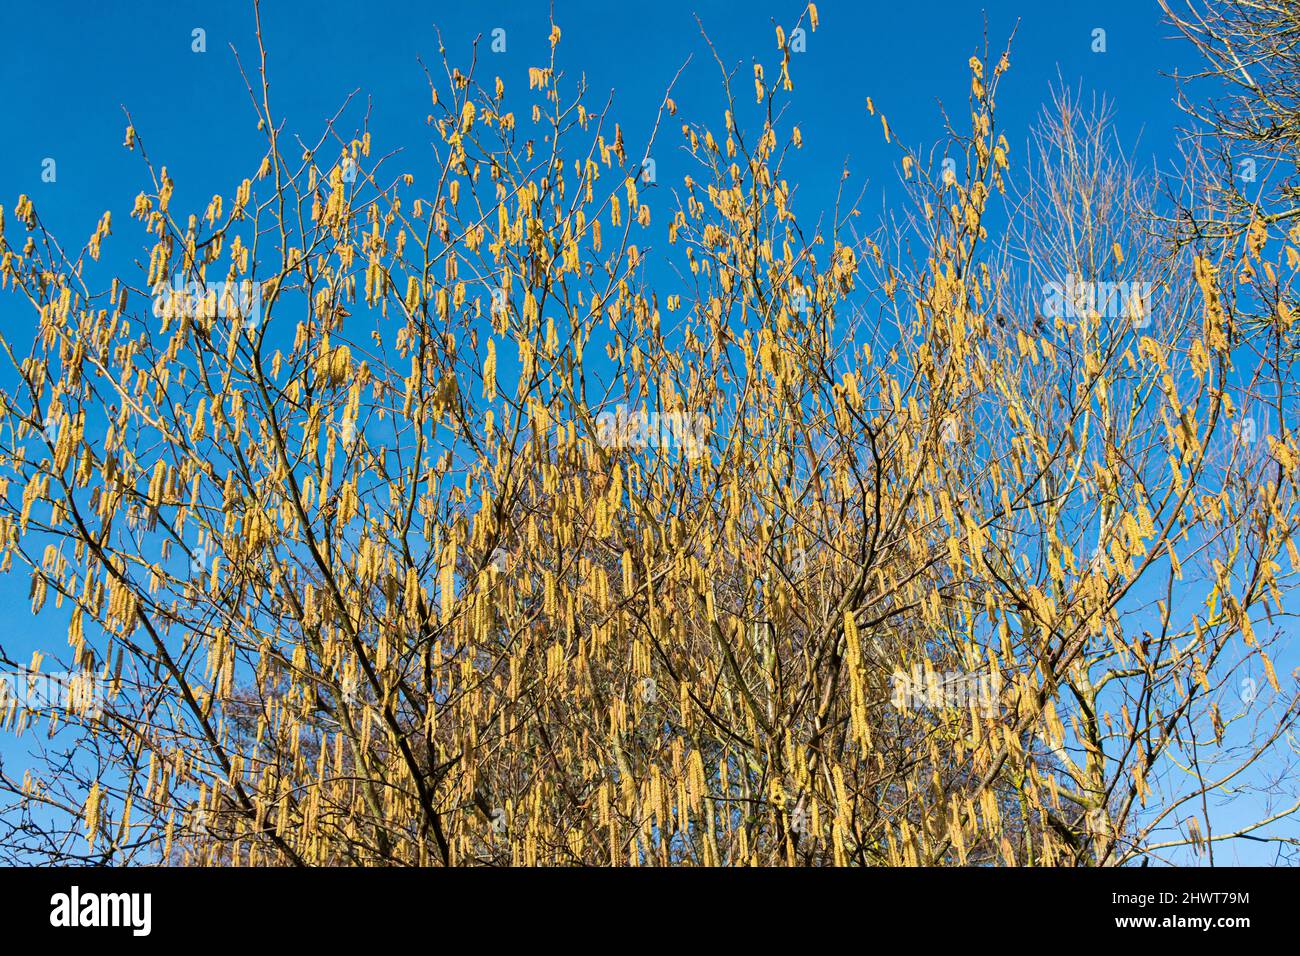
(0, 2, 1296, 866)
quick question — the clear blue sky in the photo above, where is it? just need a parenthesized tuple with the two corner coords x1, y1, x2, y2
(3, 1, 1284, 864)
(0, 0, 1197, 246)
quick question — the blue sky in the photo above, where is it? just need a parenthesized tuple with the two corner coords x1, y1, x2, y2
(0, 0, 1198, 247)
(2, 1, 1288, 864)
